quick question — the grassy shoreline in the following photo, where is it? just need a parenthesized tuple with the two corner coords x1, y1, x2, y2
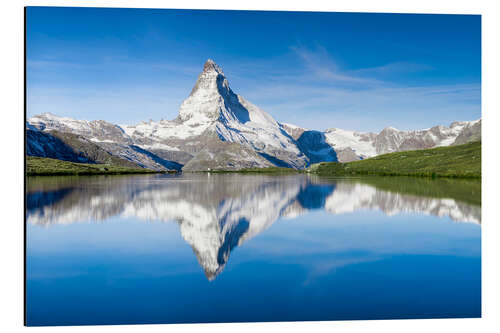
(26, 156, 169, 176)
(27, 141, 480, 178)
(309, 141, 481, 179)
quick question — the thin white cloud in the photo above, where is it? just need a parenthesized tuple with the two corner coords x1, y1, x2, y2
(354, 61, 434, 75)
(232, 45, 480, 131)
(241, 80, 480, 132)
(289, 45, 382, 85)
(27, 59, 84, 69)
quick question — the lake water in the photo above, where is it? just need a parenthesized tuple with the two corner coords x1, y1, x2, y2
(26, 174, 481, 326)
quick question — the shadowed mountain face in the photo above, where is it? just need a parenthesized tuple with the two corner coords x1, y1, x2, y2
(27, 174, 481, 280)
(27, 129, 94, 164)
(296, 130, 338, 164)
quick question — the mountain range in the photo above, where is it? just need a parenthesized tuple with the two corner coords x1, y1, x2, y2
(26, 59, 481, 171)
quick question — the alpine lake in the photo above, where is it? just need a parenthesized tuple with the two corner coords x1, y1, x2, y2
(26, 173, 481, 325)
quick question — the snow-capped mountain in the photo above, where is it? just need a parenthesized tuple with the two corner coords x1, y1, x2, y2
(121, 59, 307, 169)
(283, 119, 481, 162)
(27, 59, 481, 169)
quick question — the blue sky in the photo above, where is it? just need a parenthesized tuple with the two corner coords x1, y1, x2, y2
(26, 7, 481, 132)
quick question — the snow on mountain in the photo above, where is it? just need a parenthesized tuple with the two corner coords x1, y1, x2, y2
(122, 119, 208, 141)
(27, 117, 182, 171)
(26, 59, 481, 169)
(281, 123, 306, 140)
(176, 59, 306, 168)
(323, 119, 481, 162)
(324, 128, 377, 161)
(374, 120, 481, 155)
(29, 113, 132, 144)
(108, 59, 307, 169)
(453, 119, 481, 145)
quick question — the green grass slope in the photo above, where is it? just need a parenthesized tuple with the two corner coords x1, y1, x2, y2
(27, 156, 163, 176)
(310, 141, 481, 178)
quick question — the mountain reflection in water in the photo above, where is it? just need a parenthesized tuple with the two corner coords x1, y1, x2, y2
(26, 174, 481, 280)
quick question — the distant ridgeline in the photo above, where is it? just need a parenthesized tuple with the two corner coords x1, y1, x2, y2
(26, 59, 481, 174)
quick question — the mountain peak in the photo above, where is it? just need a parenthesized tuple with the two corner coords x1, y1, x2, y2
(203, 59, 224, 75)
(186, 59, 229, 100)
(381, 126, 400, 133)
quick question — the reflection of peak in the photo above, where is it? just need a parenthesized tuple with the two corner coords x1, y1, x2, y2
(167, 175, 305, 280)
(180, 215, 250, 281)
(214, 218, 249, 279)
(27, 175, 481, 280)
(297, 183, 335, 210)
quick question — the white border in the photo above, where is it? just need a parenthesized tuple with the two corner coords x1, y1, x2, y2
(1, 1, 499, 332)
